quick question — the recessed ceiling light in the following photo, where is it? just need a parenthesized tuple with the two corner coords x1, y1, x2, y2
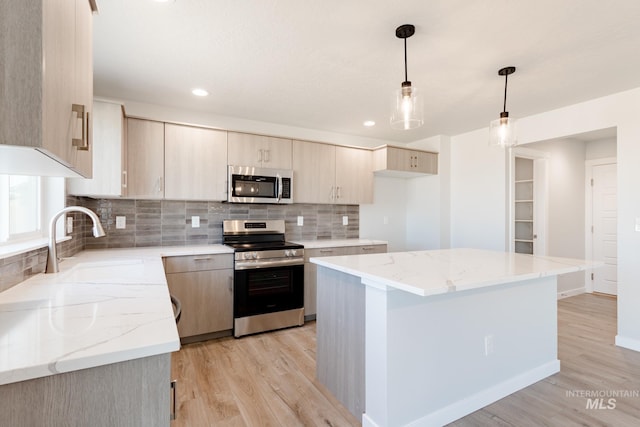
(192, 88, 209, 97)
(153, 0, 175, 3)
(363, 120, 376, 127)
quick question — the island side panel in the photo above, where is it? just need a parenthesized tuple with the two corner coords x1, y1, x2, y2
(316, 266, 366, 419)
(363, 276, 559, 427)
(0, 354, 171, 427)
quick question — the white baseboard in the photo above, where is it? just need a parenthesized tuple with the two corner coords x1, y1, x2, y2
(362, 413, 381, 427)
(399, 360, 560, 427)
(615, 335, 640, 352)
(557, 286, 586, 299)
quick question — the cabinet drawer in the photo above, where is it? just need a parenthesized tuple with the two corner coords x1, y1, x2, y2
(347, 244, 387, 255)
(305, 247, 352, 262)
(164, 254, 233, 273)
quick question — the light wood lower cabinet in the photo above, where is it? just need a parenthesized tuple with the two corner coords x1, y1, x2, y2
(304, 244, 387, 320)
(0, 354, 172, 427)
(165, 254, 234, 342)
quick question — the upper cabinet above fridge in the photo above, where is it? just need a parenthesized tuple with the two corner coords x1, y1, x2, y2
(0, 0, 97, 178)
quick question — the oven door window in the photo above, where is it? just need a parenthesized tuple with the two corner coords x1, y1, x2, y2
(234, 264, 304, 317)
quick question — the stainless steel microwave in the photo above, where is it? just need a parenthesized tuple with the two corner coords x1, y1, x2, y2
(227, 165, 293, 204)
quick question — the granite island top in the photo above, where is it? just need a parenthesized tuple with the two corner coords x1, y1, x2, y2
(0, 245, 233, 386)
(311, 248, 601, 297)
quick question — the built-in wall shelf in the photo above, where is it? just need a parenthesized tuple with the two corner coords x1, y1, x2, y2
(514, 157, 535, 255)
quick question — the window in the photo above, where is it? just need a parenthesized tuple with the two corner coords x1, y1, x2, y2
(0, 175, 42, 243)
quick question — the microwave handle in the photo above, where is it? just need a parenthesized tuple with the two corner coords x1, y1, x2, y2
(277, 174, 283, 203)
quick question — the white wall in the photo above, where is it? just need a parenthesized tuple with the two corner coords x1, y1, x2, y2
(526, 139, 586, 294)
(446, 87, 640, 352)
(585, 138, 617, 160)
(450, 129, 509, 251)
(360, 176, 408, 252)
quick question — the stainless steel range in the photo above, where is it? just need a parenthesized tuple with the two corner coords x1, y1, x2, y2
(223, 219, 304, 337)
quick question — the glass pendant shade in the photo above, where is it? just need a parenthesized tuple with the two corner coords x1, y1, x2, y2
(390, 82, 424, 130)
(489, 112, 518, 147)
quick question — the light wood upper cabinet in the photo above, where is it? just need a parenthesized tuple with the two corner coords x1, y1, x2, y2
(164, 124, 228, 201)
(228, 132, 292, 169)
(0, 0, 96, 177)
(294, 141, 373, 204)
(374, 145, 438, 177)
(293, 141, 336, 204)
(67, 101, 125, 197)
(335, 146, 373, 204)
(125, 118, 165, 199)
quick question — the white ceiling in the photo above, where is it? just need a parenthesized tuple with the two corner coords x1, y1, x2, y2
(93, 0, 640, 143)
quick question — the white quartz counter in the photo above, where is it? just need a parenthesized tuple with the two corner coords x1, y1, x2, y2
(0, 245, 232, 386)
(292, 239, 387, 249)
(311, 248, 600, 297)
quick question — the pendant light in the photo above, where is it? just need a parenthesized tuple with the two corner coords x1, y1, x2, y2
(489, 66, 518, 147)
(390, 24, 424, 130)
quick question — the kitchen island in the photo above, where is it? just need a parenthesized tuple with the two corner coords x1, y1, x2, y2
(311, 248, 598, 427)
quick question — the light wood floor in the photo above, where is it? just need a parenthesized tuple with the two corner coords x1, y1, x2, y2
(171, 294, 640, 426)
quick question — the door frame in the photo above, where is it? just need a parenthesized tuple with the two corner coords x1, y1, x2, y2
(584, 157, 617, 293)
(507, 147, 550, 255)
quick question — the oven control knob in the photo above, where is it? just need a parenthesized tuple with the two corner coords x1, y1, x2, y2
(243, 252, 252, 260)
(289, 249, 297, 256)
(285, 250, 291, 257)
(252, 252, 258, 259)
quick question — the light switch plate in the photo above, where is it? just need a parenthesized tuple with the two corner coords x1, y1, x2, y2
(635, 218, 640, 232)
(297, 216, 304, 226)
(383, 216, 389, 225)
(342, 215, 349, 226)
(192, 216, 200, 228)
(66, 217, 73, 233)
(115, 216, 126, 229)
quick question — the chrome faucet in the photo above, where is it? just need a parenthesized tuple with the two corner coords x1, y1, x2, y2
(46, 206, 106, 274)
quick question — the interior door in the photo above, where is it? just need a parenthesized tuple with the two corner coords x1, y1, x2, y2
(592, 163, 617, 295)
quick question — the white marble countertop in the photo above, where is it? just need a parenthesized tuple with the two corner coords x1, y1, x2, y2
(0, 245, 232, 386)
(311, 248, 601, 297)
(292, 239, 387, 249)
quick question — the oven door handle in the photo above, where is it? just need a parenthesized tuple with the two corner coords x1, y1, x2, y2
(235, 258, 304, 270)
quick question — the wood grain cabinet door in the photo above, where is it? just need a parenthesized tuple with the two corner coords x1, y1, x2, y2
(164, 124, 227, 200)
(126, 118, 165, 199)
(166, 269, 234, 338)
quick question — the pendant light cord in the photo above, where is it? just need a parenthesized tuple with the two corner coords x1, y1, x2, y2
(503, 73, 509, 113)
(404, 38, 408, 82)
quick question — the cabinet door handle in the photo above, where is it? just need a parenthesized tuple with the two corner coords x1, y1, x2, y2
(122, 171, 128, 188)
(258, 149, 263, 163)
(170, 380, 177, 420)
(264, 149, 270, 163)
(228, 276, 233, 293)
(330, 186, 335, 201)
(192, 256, 212, 261)
(336, 186, 341, 199)
(158, 176, 163, 193)
(319, 249, 334, 254)
(71, 104, 89, 150)
(361, 247, 374, 251)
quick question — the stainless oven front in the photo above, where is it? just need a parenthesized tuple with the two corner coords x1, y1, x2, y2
(233, 254, 304, 337)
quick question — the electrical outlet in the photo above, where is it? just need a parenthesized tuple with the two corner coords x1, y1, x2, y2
(115, 216, 126, 229)
(342, 215, 348, 226)
(297, 216, 304, 226)
(484, 335, 494, 356)
(635, 218, 640, 232)
(383, 216, 389, 225)
(66, 217, 73, 233)
(191, 216, 200, 228)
